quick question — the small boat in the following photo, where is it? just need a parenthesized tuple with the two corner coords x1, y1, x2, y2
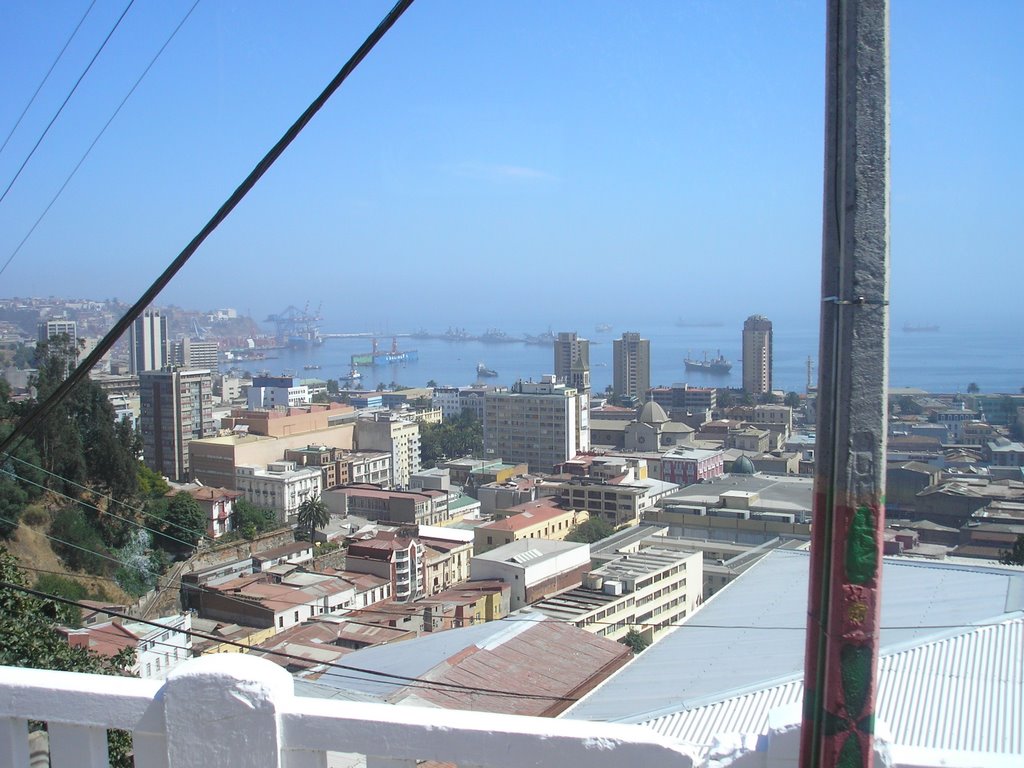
(303, 364, 321, 370)
(684, 350, 732, 375)
(595, 323, 612, 333)
(476, 362, 498, 377)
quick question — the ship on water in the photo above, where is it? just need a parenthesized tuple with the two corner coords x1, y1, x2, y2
(476, 362, 498, 377)
(684, 350, 732, 375)
(351, 337, 418, 366)
(595, 323, 612, 333)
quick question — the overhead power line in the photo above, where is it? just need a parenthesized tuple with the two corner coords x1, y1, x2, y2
(0, 0, 136, 208)
(0, 580, 575, 702)
(0, 0, 417, 463)
(0, 0, 98, 158)
(0, 0, 202, 280)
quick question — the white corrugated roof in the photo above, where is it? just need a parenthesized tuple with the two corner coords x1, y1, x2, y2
(566, 550, 1024, 723)
(639, 618, 1024, 757)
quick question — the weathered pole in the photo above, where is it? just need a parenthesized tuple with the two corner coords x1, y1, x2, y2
(800, 1, 889, 767)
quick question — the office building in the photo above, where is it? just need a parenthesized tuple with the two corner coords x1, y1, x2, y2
(356, 413, 421, 489)
(37, 318, 78, 377)
(742, 315, 773, 395)
(129, 310, 168, 375)
(484, 376, 590, 473)
(612, 332, 650, 402)
(139, 368, 215, 481)
(170, 338, 219, 370)
(553, 332, 590, 392)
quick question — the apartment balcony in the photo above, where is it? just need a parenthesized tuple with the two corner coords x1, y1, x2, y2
(0, 655, 701, 768)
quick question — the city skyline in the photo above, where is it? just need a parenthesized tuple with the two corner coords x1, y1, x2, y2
(0, 2, 1021, 331)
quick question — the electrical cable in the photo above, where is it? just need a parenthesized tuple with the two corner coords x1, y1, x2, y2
(0, 0, 98, 158)
(0, 0, 135, 208)
(6, 522, 1013, 638)
(0, 580, 577, 702)
(0, 0, 416, 465)
(3, 452, 218, 546)
(0, 0, 202, 280)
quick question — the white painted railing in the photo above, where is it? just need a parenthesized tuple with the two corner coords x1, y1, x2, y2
(0, 655, 699, 768)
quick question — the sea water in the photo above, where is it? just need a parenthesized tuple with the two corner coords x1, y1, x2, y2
(240, 318, 1023, 396)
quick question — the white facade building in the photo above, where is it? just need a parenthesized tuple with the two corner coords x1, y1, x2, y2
(235, 461, 322, 523)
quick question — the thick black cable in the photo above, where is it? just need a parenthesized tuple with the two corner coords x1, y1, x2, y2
(0, 0, 202, 280)
(0, 0, 135, 207)
(0, 0, 98, 158)
(0, 0, 416, 464)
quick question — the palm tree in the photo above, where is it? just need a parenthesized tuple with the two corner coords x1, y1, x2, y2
(296, 495, 330, 542)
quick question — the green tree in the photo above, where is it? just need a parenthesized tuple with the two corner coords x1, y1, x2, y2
(326, 378, 339, 395)
(155, 492, 205, 552)
(137, 462, 171, 498)
(784, 391, 802, 409)
(296, 495, 330, 542)
(967, 382, 980, 394)
(619, 627, 650, 654)
(231, 498, 278, 538)
(566, 517, 615, 543)
(426, 379, 438, 388)
(49, 506, 112, 574)
(1, 549, 135, 766)
(1000, 535, 1024, 566)
(419, 411, 484, 468)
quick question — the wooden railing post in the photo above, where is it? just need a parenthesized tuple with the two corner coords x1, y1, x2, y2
(163, 654, 294, 768)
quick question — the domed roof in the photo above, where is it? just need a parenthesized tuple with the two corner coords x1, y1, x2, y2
(637, 400, 669, 424)
(733, 455, 757, 475)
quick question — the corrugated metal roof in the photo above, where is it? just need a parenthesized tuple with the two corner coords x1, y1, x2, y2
(566, 549, 1024, 724)
(639, 618, 1024, 757)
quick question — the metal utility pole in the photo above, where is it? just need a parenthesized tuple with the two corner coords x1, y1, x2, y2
(800, 1, 889, 767)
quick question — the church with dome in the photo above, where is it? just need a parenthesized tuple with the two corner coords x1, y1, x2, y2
(590, 400, 698, 452)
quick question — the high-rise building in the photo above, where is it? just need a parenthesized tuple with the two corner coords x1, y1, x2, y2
(37, 318, 79, 377)
(130, 310, 168, 375)
(356, 413, 421, 489)
(484, 375, 590, 473)
(139, 368, 215, 481)
(553, 332, 590, 393)
(37, 318, 77, 345)
(742, 315, 773, 395)
(612, 332, 650, 402)
(170, 338, 219, 370)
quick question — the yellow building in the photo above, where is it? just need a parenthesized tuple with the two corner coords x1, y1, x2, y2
(474, 498, 588, 555)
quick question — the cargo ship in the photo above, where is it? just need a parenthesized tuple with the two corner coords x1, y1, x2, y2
(684, 350, 732, 374)
(351, 337, 418, 366)
(476, 362, 498, 377)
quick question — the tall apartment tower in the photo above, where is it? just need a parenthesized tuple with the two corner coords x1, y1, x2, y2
(130, 310, 168, 375)
(37, 318, 79, 377)
(483, 375, 590, 473)
(742, 314, 774, 395)
(553, 332, 590, 393)
(612, 332, 650, 402)
(139, 368, 214, 482)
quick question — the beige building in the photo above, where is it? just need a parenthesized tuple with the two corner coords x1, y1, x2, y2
(483, 376, 590, 473)
(474, 498, 588, 555)
(553, 331, 590, 392)
(612, 332, 650, 402)
(742, 314, 773, 395)
(188, 422, 355, 489)
(528, 547, 703, 645)
(356, 413, 421, 489)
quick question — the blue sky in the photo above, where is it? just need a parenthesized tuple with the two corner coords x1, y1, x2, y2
(0, 1, 1020, 332)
